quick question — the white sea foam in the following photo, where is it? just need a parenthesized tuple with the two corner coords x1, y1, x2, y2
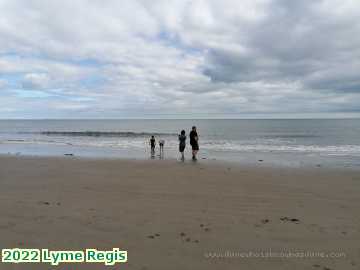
(2, 137, 360, 156)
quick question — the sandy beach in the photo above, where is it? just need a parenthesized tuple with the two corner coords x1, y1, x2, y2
(0, 156, 359, 269)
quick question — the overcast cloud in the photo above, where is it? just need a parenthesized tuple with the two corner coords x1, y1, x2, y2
(0, 0, 359, 118)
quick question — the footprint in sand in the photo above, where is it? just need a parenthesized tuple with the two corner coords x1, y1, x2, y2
(200, 223, 211, 232)
(312, 265, 332, 270)
(38, 201, 61, 206)
(179, 232, 199, 243)
(185, 237, 199, 243)
(38, 201, 50, 205)
(254, 219, 270, 228)
(147, 233, 160, 239)
(261, 219, 270, 224)
(280, 217, 300, 223)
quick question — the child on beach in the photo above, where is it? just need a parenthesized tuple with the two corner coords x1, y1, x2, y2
(159, 139, 165, 159)
(159, 139, 165, 152)
(178, 130, 186, 161)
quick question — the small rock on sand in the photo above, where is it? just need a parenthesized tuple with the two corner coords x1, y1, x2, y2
(261, 219, 270, 224)
(38, 201, 50, 205)
(280, 217, 300, 223)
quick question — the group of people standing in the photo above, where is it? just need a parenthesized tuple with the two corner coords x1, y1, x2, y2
(149, 126, 199, 161)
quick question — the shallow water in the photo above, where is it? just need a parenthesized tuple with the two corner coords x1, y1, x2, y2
(1, 119, 360, 168)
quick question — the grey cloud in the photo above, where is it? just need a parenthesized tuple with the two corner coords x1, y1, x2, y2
(200, 0, 360, 95)
(0, 0, 359, 118)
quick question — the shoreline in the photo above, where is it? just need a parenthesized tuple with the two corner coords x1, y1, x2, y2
(1, 151, 360, 172)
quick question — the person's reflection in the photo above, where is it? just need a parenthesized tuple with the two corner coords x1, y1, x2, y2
(150, 148, 155, 159)
(159, 150, 164, 160)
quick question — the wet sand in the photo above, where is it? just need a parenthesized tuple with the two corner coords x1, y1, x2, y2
(0, 156, 359, 269)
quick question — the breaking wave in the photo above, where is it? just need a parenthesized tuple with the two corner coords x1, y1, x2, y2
(20, 131, 178, 137)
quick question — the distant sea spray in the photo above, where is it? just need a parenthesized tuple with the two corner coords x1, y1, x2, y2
(21, 131, 178, 138)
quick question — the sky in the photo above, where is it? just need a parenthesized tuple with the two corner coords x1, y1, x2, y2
(0, 0, 360, 119)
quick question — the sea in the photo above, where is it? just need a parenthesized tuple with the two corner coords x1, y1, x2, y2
(1, 119, 360, 169)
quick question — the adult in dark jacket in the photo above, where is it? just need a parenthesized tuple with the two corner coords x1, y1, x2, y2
(189, 126, 199, 161)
